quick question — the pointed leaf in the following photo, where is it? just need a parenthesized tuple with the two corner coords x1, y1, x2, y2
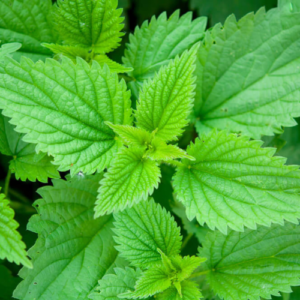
(0, 43, 21, 59)
(14, 174, 124, 300)
(136, 45, 198, 142)
(106, 122, 152, 147)
(0, 193, 32, 268)
(120, 266, 171, 299)
(54, 0, 124, 53)
(157, 280, 203, 300)
(194, 8, 300, 138)
(95, 148, 161, 217)
(147, 138, 195, 161)
(0, 0, 56, 61)
(173, 130, 300, 234)
(123, 10, 207, 82)
(199, 223, 300, 300)
(0, 57, 132, 175)
(113, 198, 182, 268)
(89, 267, 143, 300)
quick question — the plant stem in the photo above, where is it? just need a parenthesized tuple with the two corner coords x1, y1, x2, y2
(4, 169, 11, 197)
(282, 293, 291, 300)
(189, 270, 210, 279)
(9, 188, 31, 204)
(181, 233, 193, 251)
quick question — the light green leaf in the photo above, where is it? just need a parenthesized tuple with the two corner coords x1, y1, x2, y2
(123, 10, 207, 82)
(279, 0, 300, 12)
(0, 57, 132, 175)
(44, 44, 132, 73)
(0, 42, 21, 59)
(106, 122, 152, 147)
(89, 267, 143, 300)
(54, 0, 124, 53)
(199, 223, 300, 300)
(136, 44, 198, 142)
(14, 174, 124, 300)
(95, 148, 161, 217)
(147, 138, 195, 161)
(120, 265, 171, 299)
(0, 0, 56, 61)
(173, 130, 300, 234)
(113, 198, 182, 268)
(0, 113, 59, 182)
(0, 193, 32, 268)
(194, 7, 300, 139)
(170, 255, 205, 282)
(156, 280, 203, 300)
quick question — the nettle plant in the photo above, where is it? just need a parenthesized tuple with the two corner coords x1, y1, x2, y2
(1, 0, 300, 299)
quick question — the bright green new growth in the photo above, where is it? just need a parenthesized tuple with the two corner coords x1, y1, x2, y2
(0, 114, 59, 182)
(13, 174, 125, 300)
(136, 44, 198, 142)
(95, 148, 161, 216)
(0, 0, 56, 62)
(173, 130, 300, 234)
(194, 7, 300, 138)
(0, 56, 131, 175)
(113, 198, 182, 268)
(199, 223, 300, 300)
(0, 193, 32, 268)
(89, 267, 143, 300)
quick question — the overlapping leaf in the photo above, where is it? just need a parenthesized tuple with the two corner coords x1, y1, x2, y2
(135, 45, 198, 142)
(0, 264, 20, 300)
(89, 267, 143, 300)
(0, 0, 56, 61)
(173, 130, 300, 234)
(194, 7, 300, 138)
(113, 198, 182, 268)
(53, 0, 124, 53)
(0, 43, 21, 59)
(0, 113, 59, 182)
(0, 193, 31, 268)
(123, 10, 207, 82)
(199, 223, 300, 300)
(0, 56, 132, 175)
(14, 174, 125, 300)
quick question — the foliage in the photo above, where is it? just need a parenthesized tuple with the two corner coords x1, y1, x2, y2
(0, 0, 300, 300)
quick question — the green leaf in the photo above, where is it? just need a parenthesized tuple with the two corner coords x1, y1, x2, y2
(0, 0, 56, 61)
(156, 280, 203, 300)
(123, 10, 207, 82)
(0, 193, 32, 268)
(0, 42, 21, 59)
(279, 0, 300, 12)
(13, 174, 124, 300)
(135, 44, 198, 142)
(194, 7, 300, 139)
(0, 264, 20, 300)
(199, 223, 300, 300)
(43, 44, 132, 73)
(113, 198, 182, 268)
(95, 148, 161, 217)
(0, 57, 132, 175)
(173, 130, 300, 234)
(54, 0, 124, 53)
(89, 267, 143, 300)
(120, 265, 171, 299)
(147, 138, 195, 161)
(0, 113, 59, 182)
(106, 122, 152, 147)
(190, 0, 277, 25)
